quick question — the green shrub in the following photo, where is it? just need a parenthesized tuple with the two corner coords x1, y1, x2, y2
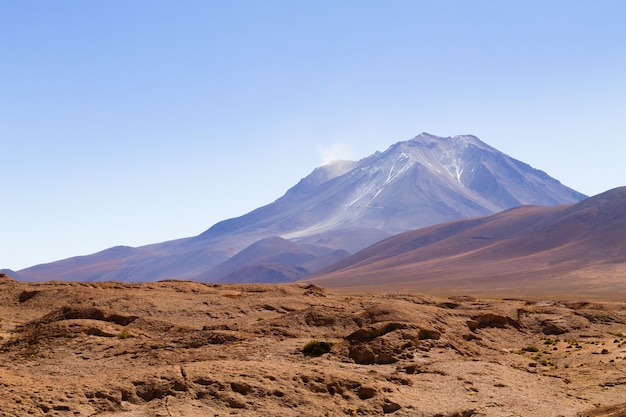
(117, 329, 132, 339)
(302, 340, 332, 356)
(520, 346, 539, 353)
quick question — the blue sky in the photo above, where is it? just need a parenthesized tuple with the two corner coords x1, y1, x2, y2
(2, 1, 625, 270)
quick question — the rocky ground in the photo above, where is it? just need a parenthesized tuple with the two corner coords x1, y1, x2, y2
(1, 273, 626, 416)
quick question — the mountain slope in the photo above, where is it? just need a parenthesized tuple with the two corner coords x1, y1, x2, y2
(192, 236, 349, 283)
(307, 187, 626, 299)
(14, 133, 586, 283)
(200, 133, 585, 241)
(0, 269, 26, 281)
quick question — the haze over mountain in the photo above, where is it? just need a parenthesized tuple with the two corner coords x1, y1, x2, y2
(13, 133, 586, 283)
(308, 187, 626, 300)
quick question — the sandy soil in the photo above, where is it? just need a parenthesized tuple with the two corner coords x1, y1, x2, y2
(1, 274, 626, 416)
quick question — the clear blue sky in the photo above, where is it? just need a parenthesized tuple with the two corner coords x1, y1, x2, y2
(2, 1, 625, 270)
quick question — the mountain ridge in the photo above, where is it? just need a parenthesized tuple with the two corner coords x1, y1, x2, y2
(13, 132, 586, 283)
(306, 186, 626, 299)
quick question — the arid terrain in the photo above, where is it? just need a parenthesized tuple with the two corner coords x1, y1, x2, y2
(1, 273, 626, 417)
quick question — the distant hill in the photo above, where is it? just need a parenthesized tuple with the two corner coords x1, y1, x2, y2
(307, 187, 626, 300)
(14, 133, 586, 283)
(0, 269, 25, 281)
(193, 236, 349, 283)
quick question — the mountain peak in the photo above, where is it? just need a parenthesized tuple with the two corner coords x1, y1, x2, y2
(406, 132, 490, 150)
(15, 132, 588, 283)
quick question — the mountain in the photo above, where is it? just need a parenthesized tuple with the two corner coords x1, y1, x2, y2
(194, 236, 350, 283)
(0, 269, 26, 281)
(307, 187, 626, 300)
(14, 133, 586, 283)
(200, 133, 584, 240)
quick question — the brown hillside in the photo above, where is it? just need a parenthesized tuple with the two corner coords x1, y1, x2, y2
(307, 187, 626, 300)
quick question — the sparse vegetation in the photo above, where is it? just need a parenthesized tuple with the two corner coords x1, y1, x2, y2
(611, 333, 626, 347)
(302, 340, 332, 356)
(543, 337, 559, 345)
(117, 329, 132, 339)
(533, 352, 556, 367)
(520, 346, 539, 353)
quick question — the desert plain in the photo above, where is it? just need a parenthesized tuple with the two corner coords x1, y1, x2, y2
(1, 273, 626, 417)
